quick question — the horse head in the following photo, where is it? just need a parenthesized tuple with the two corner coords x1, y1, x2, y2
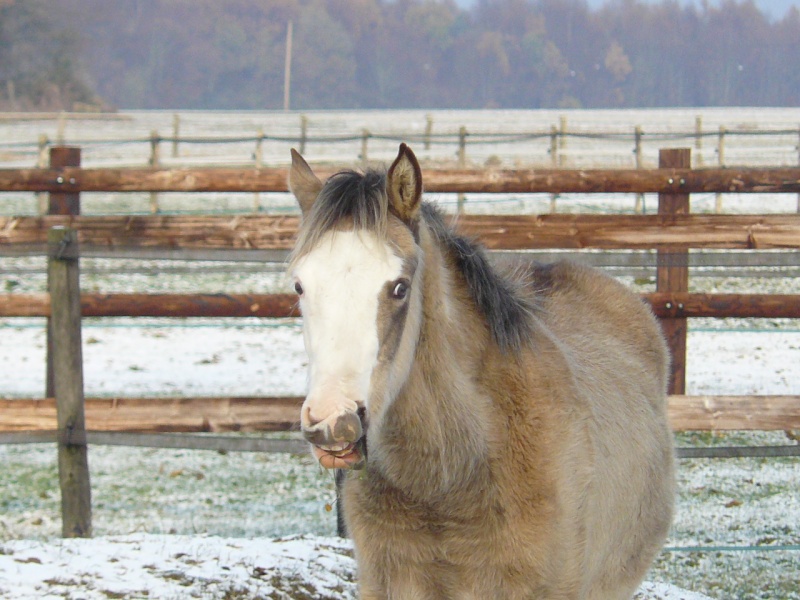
(288, 144, 424, 470)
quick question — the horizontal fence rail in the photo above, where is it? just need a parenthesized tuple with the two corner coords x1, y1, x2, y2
(2, 292, 800, 319)
(3, 214, 800, 251)
(1, 165, 800, 194)
(1, 395, 798, 434)
(2, 110, 800, 172)
(0, 397, 302, 433)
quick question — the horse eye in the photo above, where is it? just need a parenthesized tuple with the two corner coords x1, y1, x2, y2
(294, 281, 304, 296)
(391, 280, 409, 300)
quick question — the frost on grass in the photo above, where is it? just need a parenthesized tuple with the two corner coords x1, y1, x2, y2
(0, 444, 339, 541)
(0, 533, 722, 600)
(0, 534, 358, 600)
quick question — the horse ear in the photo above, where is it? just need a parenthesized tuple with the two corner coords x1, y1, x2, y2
(387, 143, 422, 224)
(289, 148, 323, 215)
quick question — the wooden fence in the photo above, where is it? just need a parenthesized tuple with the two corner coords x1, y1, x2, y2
(1, 146, 799, 421)
(2, 145, 800, 536)
(5, 112, 799, 175)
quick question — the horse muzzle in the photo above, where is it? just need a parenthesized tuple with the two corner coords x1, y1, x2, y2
(302, 408, 367, 470)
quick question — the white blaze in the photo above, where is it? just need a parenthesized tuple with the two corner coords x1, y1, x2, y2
(292, 230, 404, 426)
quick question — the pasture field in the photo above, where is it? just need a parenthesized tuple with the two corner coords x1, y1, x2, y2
(1, 256, 798, 599)
(0, 431, 798, 598)
(1, 108, 799, 598)
(2, 107, 800, 170)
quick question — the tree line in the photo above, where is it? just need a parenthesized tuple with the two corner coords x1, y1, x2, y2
(2, 0, 799, 111)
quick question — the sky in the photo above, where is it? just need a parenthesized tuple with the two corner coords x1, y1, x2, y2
(589, 0, 800, 20)
(458, 0, 800, 21)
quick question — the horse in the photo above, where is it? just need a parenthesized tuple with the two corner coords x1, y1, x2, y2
(287, 143, 675, 599)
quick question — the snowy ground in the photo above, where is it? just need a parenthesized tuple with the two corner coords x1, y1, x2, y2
(0, 317, 798, 598)
(0, 534, 719, 600)
(1, 320, 799, 400)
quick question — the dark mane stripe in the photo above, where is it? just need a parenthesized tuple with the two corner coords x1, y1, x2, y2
(420, 203, 536, 353)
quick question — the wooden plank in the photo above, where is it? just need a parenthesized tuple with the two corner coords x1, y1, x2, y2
(0, 397, 304, 433)
(0, 293, 299, 318)
(1, 166, 799, 194)
(456, 214, 800, 250)
(653, 292, 800, 317)
(0, 215, 301, 250)
(48, 227, 92, 538)
(645, 293, 800, 318)
(1, 294, 50, 316)
(1, 396, 796, 432)
(3, 292, 799, 319)
(77, 293, 300, 318)
(668, 395, 800, 431)
(3, 214, 800, 250)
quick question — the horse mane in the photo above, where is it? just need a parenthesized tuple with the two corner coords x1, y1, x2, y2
(420, 203, 536, 353)
(291, 168, 536, 353)
(290, 169, 390, 265)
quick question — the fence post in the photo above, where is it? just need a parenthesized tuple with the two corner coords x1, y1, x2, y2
(57, 112, 67, 144)
(299, 115, 308, 154)
(360, 129, 370, 164)
(46, 147, 81, 398)
(149, 130, 160, 213)
(172, 113, 180, 158)
(254, 127, 264, 213)
(457, 126, 467, 213)
(48, 146, 81, 216)
(36, 134, 49, 214)
(634, 125, 644, 213)
(716, 126, 726, 213)
(424, 114, 433, 150)
(48, 226, 92, 538)
(694, 115, 703, 166)
(657, 148, 690, 396)
(559, 115, 568, 153)
(550, 125, 559, 212)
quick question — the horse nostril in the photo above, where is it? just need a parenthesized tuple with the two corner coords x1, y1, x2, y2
(331, 411, 363, 444)
(301, 404, 316, 427)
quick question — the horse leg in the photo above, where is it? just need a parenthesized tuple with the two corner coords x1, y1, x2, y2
(358, 577, 435, 600)
(357, 561, 454, 600)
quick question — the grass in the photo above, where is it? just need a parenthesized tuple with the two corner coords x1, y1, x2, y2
(651, 431, 800, 597)
(0, 433, 797, 599)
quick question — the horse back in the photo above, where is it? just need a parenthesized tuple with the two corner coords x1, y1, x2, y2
(525, 260, 670, 405)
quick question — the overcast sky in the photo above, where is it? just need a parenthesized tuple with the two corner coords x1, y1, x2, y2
(460, 0, 799, 21)
(587, 0, 799, 20)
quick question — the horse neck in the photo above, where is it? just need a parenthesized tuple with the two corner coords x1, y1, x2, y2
(369, 223, 495, 502)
